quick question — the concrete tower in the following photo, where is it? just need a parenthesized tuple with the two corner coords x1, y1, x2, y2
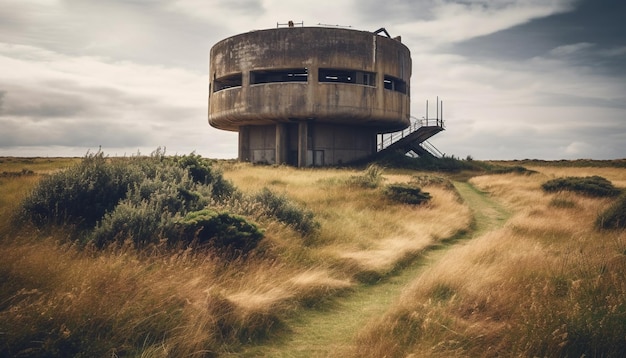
(208, 26, 411, 167)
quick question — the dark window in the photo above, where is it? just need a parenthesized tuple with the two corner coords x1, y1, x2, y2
(383, 75, 407, 94)
(319, 68, 376, 86)
(319, 69, 356, 83)
(251, 68, 308, 84)
(213, 73, 242, 92)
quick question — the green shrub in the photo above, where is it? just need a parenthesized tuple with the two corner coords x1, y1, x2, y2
(90, 198, 174, 247)
(542, 176, 621, 197)
(373, 151, 478, 172)
(253, 188, 319, 235)
(348, 164, 385, 188)
(21, 151, 142, 228)
(90, 163, 211, 247)
(596, 194, 626, 230)
(384, 183, 431, 205)
(489, 165, 537, 175)
(173, 209, 264, 254)
(410, 174, 455, 190)
(173, 153, 235, 199)
(21, 149, 239, 250)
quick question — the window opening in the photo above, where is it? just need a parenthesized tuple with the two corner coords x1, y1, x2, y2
(213, 73, 242, 92)
(251, 68, 308, 84)
(383, 75, 407, 94)
(319, 68, 375, 86)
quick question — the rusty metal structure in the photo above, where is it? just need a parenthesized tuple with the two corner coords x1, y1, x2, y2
(208, 25, 443, 166)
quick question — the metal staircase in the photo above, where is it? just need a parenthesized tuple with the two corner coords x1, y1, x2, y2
(377, 117, 445, 158)
(378, 98, 446, 158)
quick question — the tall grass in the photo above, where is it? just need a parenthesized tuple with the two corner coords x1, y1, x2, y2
(224, 164, 471, 279)
(349, 169, 626, 357)
(2, 159, 471, 355)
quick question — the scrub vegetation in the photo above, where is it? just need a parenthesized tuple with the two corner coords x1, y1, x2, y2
(350, 166, 626, 357)
(541, 175, 622, 197)
(1, 155, 625, 357)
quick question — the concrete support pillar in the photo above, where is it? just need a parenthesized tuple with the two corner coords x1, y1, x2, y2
(297, 121, 308, 168)
(238, 125, 250, 162)
(275, 123, 287, 165)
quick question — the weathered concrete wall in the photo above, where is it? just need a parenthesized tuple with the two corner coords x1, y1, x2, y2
(208, 26, 412, 166)
(245, 125, 276, 164)
(208, 27, 411, 132)
(244, 123, 376, 166)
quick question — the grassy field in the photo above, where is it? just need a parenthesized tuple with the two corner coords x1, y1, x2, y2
(1, 157, 625, 356)
(351, 167, 626, 357)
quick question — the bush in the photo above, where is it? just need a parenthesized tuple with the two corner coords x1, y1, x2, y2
(348, 164, 385, 188)
(21, 149, 241, 250)
(542, 176, 621, 197)
(253, 188, 319, 236)
(173, 153, 235, 199)
(489, 165, 537, 175)
(384, 183, 431, 205)
(21, 151, 142, 228)
(173, 209, 264, 254)
(90, 198, 174, 248)
(596, 194, 626, 230)
(373, 152, 478, 172)
(89, 167, 208, 247)
(410, 174, 455, 190)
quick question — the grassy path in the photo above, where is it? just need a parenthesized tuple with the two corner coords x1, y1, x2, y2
(228, 181, 510, 357)
(452, 181, 510, 234)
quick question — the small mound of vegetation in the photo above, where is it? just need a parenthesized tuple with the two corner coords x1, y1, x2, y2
(596, 194, 626, 230)
(370, 151, 536, 175)
(172, 209, 264, 254)
(410, 174, 455, 190)
(348, 164, 385, 188)
(253, 188, 319, 236)
(0, 169, 35, 178)
(542, 176, 621, 197)
(511, 158, 626, 168)
(373, 152, 478, 172)
(476, 162, 537, 175)
(549, 197, 577, 209)
(384, 183, 431, 205)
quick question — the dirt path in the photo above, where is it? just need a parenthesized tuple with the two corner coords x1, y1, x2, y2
(228, 181, 510, 357)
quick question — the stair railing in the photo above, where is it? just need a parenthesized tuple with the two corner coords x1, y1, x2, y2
(378, 117, 444, 151)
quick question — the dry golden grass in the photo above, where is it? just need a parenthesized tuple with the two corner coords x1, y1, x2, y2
(7, 158, 625, 356)
(0, 232, 357, 355)
(1, 159, 469, 355)
(222, 164, 471, 278)
(350, 166, 626, 357)
(0, 157, 80, 174)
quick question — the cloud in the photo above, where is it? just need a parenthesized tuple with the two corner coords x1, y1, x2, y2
(0, 0, 624, 160)
(393, 0, 576, 46)
(548, 42, 594, 57)
(0, 42, 237, 157)
(166, 0, 264, 21)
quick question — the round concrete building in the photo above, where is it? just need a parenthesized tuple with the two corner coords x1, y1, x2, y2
(208, 25, 411, 166)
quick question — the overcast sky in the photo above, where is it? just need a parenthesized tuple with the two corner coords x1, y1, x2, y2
(1, 0, 624, 160)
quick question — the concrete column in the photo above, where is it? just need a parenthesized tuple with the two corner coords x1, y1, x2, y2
(297, 121, 308, 167)
(238, 125, 250, 162)
(275, 123, 287, 165)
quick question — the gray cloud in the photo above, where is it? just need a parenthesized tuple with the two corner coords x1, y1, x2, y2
(0, 0, 624, 160)
(449, 0, 626, 73)
(1, 85, 89, 118)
